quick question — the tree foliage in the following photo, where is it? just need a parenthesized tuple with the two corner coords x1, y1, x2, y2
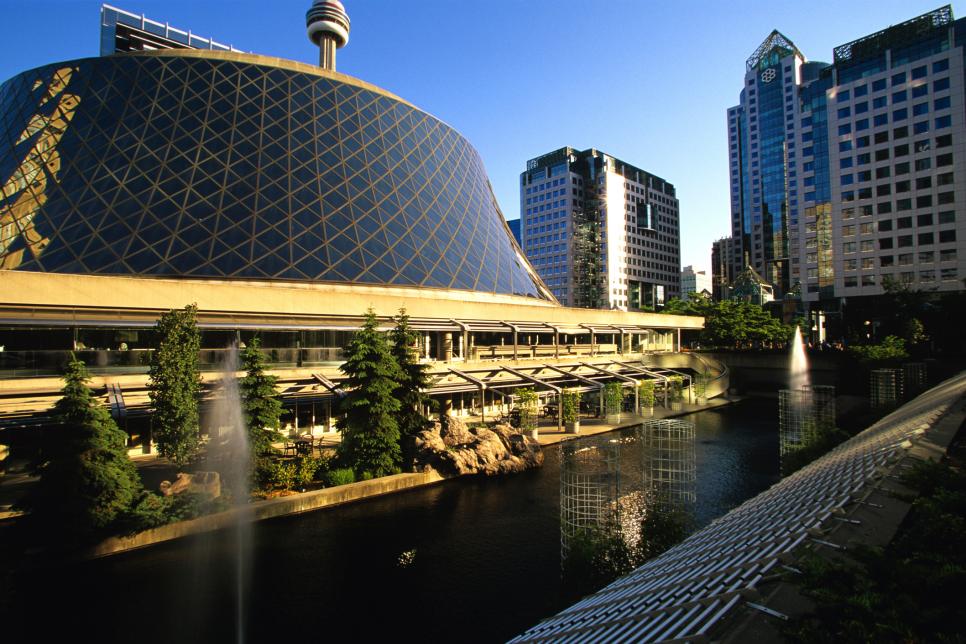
(338, 309, 403, 477)
(848, 335, 909, 365)
(240, 337, 283, 456)
(24, 357, 144, 541)
(389, 308, 432, 442)
(148, 304, 202, 468)
(660, 293, 791, 348)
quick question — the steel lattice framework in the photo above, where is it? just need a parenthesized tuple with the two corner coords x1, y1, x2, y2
(0, 51, 550, 299)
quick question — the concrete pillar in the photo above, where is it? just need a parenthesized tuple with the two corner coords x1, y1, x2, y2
(458, 333, 464, 360)
(442, 332, 453, 361)
(424, 333, 431, 360)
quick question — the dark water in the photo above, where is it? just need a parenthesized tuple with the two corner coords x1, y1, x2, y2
(4, 399, 778, 643)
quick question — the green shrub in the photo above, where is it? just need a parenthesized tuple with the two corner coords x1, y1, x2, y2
(162, 492, 230, 522)
(604, 382, 623, 416)
(638, 380, 656, 408)
(667, 376, 684, 402)
(255, 457, 296, 491)
(848, 335, 909, 365)
(562, 389, 580, 424)
(514, 387, 539, 433)
(326, 467, 355, 487)
(293, 456, 322, 487)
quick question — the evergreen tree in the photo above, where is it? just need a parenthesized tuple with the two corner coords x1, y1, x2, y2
(338, 309, 403, 477)
(148, 304, 202, 468)
(389, 308, 432, 447)
(240, 337, 283, 455)
(25, 356, 143, 540)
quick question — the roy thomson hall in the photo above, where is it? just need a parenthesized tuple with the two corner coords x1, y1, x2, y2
(0, 3, 714, 448)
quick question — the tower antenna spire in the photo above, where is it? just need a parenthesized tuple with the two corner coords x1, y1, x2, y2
(306, 1, 350, 71)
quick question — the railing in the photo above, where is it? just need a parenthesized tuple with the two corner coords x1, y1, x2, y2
(0, 347, 345, 377)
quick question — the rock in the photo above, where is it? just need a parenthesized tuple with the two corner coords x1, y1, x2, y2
(411, 420, 543, 478)
(159, 471, 222, 498)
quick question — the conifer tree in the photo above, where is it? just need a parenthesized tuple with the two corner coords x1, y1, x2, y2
(240, 337, 283, 455)
(338, 309, 403, 477)
(148, 304, 202, 468)
(389, 308, 432, 445)
(25, 356, 143, 540)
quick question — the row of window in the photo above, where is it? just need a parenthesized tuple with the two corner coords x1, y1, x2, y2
(842, 268, 958, 288)
(836, 113, 951, 136)
(523, 176, 569, 195)
(837, 94, 951, 121)
(836, 59, 949, 104)
(839, 229, 957, 253)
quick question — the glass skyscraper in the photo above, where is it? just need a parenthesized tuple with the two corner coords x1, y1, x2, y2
(727, 6, 964, 308)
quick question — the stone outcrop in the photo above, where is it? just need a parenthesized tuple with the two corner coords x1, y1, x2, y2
(159, 471, 222, 498)
(411, 417, 543, 477)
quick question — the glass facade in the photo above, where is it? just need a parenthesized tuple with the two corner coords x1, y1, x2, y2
(0, 53, 550, 300)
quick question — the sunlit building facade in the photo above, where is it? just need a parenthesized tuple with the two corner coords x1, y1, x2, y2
(520, 147, 680, 310)
(728, 6, 965, 308)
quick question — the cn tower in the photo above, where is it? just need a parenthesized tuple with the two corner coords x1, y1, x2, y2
(306, 0, 350, 71)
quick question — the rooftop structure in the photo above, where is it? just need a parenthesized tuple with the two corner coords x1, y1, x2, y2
(100, 4, 242, 55)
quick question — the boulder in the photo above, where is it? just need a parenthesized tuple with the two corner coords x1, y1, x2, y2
(411, 416, 543, 478)
(159, 471, 222, 498)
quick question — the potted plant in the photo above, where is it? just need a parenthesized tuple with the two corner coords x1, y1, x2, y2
(604, 382, 623, 424)
(515, 387, 540, 440)
(562, 389, 580, 434)
(639, 380, 656, 416)
(668, 376, 684, 411)
(694, 373, 708, 405)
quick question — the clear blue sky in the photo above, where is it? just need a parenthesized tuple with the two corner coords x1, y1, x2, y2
(0, 0, 950, 274)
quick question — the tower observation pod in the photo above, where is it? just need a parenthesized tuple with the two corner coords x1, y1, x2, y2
(306, 0, 351, 71)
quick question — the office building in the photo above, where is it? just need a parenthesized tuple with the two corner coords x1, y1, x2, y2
(680, 265, 712, 301)
(727, 6, 964, 309)
(711, 236, 739, 300)
(520, 147, 680, 310)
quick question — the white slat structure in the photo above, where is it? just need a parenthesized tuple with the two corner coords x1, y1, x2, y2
(512, 372, 966, 643)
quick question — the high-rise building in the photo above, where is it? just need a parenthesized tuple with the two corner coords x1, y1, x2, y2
(680, 265, 712, 301)
(711, 235, 739, 300)
(520, 147, 680, 310)
(728, 6, 964, 309)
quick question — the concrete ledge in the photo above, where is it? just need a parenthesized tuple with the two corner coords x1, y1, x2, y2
(88, 470, 445, 558)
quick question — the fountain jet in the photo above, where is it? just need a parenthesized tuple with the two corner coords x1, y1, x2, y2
(789, 326, 809, 391)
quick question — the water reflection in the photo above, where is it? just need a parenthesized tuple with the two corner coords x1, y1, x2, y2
(559, 420, 697, 562)
(3, 400, 779, 644)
